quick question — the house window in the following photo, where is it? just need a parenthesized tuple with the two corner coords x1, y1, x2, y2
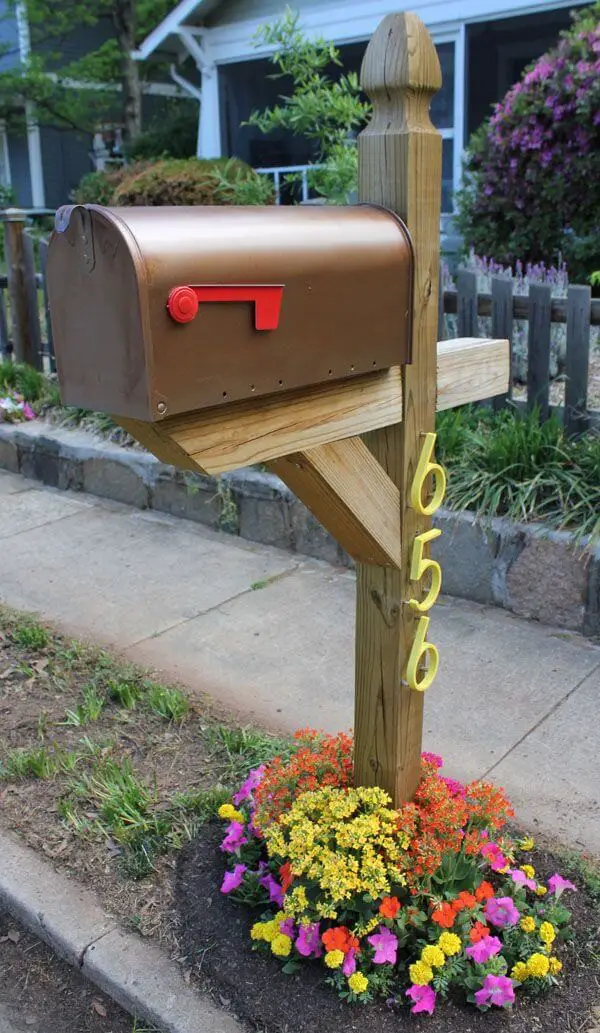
(431, 42, 456, 214)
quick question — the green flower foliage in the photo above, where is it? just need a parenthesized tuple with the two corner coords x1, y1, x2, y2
(456, 2, 600, 280)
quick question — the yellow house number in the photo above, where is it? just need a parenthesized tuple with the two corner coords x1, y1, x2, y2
(406, 432, 446, 692)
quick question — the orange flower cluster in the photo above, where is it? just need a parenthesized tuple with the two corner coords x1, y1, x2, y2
(253, 729, 353, 829)
(470, 921, 491, 943)
(463, 781, 514, 832)
(431, 902, 456, 928)
(379, 896, 401, 919)
(322, 926, 360, 955)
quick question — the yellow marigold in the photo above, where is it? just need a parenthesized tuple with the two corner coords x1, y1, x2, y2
(348, 972, 369, 995)
(250, 922, 267, 941)
(521, 864, 535, 879)
(520, 916, 536, 933)
(421, 945, 445, 969)
(527, 953, 550, 978)
(536, 886, 548, 897)
(271, 934, 292, 957)
(437, 932, 462, 957)
(548, 957, 563, 975)
(409, 961, 434, 986)
(539, 922, 556, 947)
(261, 919, 280, 944)
(324, 950, 345, 969)
(511, 962, 529, 982)
(519, 836, 535, 851)
(218, 803, 243, 822)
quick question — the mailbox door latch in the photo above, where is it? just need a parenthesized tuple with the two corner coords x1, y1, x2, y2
(167, 284, 284, 331)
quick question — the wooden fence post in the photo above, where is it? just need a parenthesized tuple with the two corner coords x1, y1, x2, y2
(3, 208, 41, 368)
(355, 12, 442, 804)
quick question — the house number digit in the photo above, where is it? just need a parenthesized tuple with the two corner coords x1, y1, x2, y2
(408, 528, 442, 613)
(410, 431, 447, 516)
(406, 433, 446, 692)
(406, 616, 439, 692)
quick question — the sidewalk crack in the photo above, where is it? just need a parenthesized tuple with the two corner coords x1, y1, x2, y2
(481, 658, 600, 780)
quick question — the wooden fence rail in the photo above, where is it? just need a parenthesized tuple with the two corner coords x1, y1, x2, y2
(0, 211, 597, 436)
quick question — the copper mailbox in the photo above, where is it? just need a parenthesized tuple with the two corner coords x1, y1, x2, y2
(47, 204, 413, 422)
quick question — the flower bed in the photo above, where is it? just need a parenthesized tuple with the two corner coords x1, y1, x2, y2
(215, 731, 577, 1018)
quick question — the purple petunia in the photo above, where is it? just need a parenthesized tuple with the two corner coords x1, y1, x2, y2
(259, 873, 284, 908)
(406, 985, 436, 1015)
(474, 975, 515, 1010)
(509, 869, 537, 891)
(233, 765, 266, 806)
(466, 936, 503, 964)
(296, 923, 322, 958)
(220, 863, 247, 894)
(484, 897, 520, 929)
(342, 948, 357, 976)
(367, 926, 398, 965)
(220, 821, 248, 854)
(548, 873, 577, 897)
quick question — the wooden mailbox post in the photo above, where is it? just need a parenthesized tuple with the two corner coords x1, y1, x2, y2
(47, 11, 510, 809)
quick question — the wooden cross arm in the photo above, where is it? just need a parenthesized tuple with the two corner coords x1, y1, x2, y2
(117, 337, 509, 477)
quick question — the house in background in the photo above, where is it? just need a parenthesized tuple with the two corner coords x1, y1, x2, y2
(0, 2, 183, 210)
(135, 0, 589, 213)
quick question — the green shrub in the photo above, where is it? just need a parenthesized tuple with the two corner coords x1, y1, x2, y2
(72, 163, 149, 205)
(126, 105, 198, 161)
(111, 156, 273, 206)
(456, 1, 600, 280)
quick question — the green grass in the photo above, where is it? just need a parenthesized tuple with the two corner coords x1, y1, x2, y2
(10, 619, 49, 650)
(0, 745, 79, 780)
(143, 683, 189, 722)
(203, 724, 292, 782)
(437, 405, 600, 543)
(63, 683, 106, 725)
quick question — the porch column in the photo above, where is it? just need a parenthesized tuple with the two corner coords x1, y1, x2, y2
(197, 64, 221, 158)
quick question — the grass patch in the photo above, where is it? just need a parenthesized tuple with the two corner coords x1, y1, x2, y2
(204, 724, 293, 782)
(9, 618, 49, 651)
(437, 405, 600, 543)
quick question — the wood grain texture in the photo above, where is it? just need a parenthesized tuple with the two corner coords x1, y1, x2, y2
(437, 338, 509, 410)
(355, 12, 442, 804)
(161, 368, 404, 474)
(564, 284, 591, 436)
(114, 417, 198, 471)
(269, 437, 401, 568)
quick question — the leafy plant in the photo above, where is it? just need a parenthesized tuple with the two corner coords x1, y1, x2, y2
(204, 724, 292, 783)
(10, 618, 49, 650)
(143, 683, 189, 722)
(0, 361, 44, 404)
(456, 2, 600, 280)
(110, 157, 272, 207)
(248, 9, 370, 203)
(63, 683, 106, 726)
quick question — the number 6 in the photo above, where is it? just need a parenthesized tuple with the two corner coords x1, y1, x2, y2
(410, 432, 446, 516)
(408, 528, 442, 612)
(406, 615, 439, 692)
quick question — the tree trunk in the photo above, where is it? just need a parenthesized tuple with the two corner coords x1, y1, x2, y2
(113, 0, 142, 143)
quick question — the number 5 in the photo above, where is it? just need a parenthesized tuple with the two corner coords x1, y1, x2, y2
(406, 615, 439, 692)
(410, 432, 446, 516)
(408, 528, 442, 612)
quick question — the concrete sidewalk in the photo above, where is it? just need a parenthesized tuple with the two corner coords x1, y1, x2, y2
(1, 468, 599, 854)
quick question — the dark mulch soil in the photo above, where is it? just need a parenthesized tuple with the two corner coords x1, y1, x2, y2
(175, 824, 600, 1033)
(0, 910, 137, 1033)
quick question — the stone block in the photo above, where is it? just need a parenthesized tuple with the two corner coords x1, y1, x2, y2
(0, 434, 19, 473)
(432, 510, 497, 605)
(18, 435, 60, 487)
(288, 497, 341, 565)
(151, 468, 221, 528)
(83, 456, 149, 508)
(506, 530, 587, 631)
(584, 546, 600, 638)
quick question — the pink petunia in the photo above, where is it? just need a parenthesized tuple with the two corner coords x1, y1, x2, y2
(220, 821, 248, 854)
(509, 869, 536, 891)
(474, 974, 515, 1010)
(484, 897, 520, 929)
(367, 926, 398, 965)
(466, 935, 502, 964)
(220, 863, 247, 894)
(406, 985, 436, 1015)
(296, 923, 322, 958)
(279, 917, 295, 938)
(421, 752, 443, 769)
(481, 842, 509, 871)
(548, 874, 577, 897)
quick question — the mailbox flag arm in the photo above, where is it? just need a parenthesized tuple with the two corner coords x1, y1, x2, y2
(167, 284, 284, 331)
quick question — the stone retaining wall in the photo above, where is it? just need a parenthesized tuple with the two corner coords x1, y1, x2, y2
(1, 421, 598, 637)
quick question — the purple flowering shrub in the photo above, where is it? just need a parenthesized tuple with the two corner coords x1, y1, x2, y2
(456, 2, 600, 282)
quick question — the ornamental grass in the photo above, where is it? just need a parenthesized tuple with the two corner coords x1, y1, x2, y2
(217, 731, 576, 1016)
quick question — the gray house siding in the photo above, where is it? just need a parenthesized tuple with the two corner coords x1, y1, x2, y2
(206, 0, 323, 28)
(40, 127, 92, 208)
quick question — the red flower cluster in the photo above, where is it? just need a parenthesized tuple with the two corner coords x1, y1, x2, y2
(322, 926, 360, 955)
(253, 729, 353, 829)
